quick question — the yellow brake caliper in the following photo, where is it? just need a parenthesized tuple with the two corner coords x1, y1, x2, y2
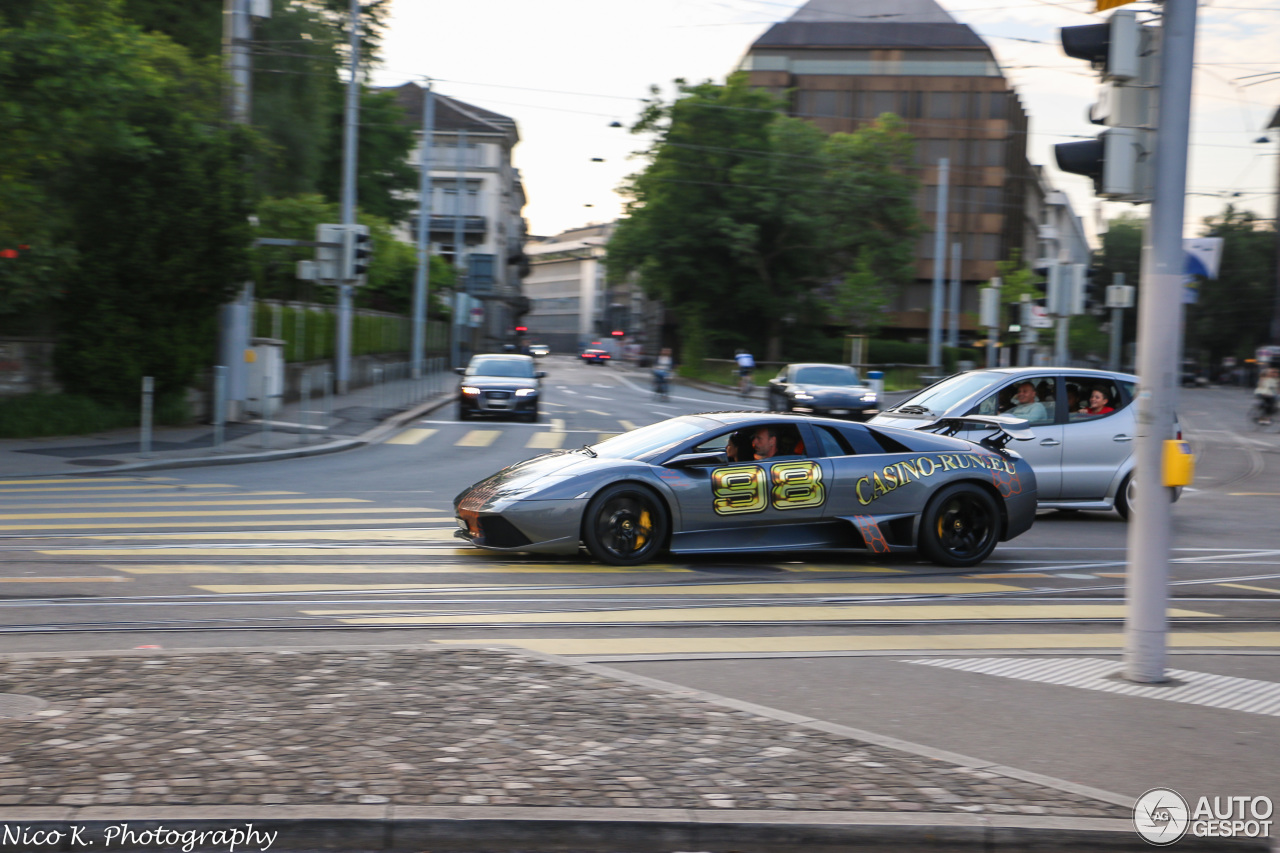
(635, 510, 651, 550)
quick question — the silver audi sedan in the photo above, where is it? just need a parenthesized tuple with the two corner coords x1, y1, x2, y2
(869, 367, 1180, 519)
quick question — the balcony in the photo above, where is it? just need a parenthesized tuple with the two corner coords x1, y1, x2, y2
(413, 215, 487, 236)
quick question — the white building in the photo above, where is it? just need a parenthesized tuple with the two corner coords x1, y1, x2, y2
(382, 83, 530, 355)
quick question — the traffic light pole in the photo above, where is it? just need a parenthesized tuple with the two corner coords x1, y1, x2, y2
(928, 159, 949, 371)
(1124, 0, 1197, 684)
(1109, 272, 1125, 372)
(336, 0, 361, 395)
(412, 82, 435, 380)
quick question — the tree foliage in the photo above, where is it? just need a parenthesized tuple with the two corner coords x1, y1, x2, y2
(607, 75, 919, 361)
(1188, 206, 1277, 363)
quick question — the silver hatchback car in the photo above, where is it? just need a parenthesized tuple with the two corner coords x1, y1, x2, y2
(869, 367, 1180, 518)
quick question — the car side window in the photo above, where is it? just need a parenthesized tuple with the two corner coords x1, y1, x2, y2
(1066, 376, 1125, 420)
(810, 425, 852, 457)
(970, 378, 1055, 425)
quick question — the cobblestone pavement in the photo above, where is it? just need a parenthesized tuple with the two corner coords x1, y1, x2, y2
(0, 646, 1129, 817)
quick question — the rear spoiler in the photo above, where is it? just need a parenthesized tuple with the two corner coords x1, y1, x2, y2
(916, 414, 1035, 452)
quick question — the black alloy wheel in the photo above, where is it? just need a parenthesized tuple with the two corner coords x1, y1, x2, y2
(582, 484, 669, 566)
(918, 484, 1001, 567)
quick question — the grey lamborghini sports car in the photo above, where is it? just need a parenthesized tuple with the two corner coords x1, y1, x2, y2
(454, 412, 1038, 568)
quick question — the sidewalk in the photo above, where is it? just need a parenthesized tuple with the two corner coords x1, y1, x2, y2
(0, 371, 458, 479)
(2, 642, 1252, 853)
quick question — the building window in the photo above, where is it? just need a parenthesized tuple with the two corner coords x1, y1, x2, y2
(869, 90, 903, 119)
(436, 181, 481, 216)
(797, 90, 852, 119)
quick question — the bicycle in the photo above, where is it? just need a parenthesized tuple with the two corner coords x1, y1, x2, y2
(652, 369, 670, 402)
(1248, 397, 1275, 430)
(738, 369, 754, 398)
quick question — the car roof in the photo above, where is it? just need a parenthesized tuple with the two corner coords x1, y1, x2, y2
(961, 366, 1136, 381)
(470, 354, 533, 363)
(785, 362, 858, 370)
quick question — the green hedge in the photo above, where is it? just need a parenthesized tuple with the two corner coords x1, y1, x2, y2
(254, 302, 444, 363)
(0, 392, 189, 438)
(867, 339, 980, 373)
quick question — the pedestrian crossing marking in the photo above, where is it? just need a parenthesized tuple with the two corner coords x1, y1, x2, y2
(0, 477, 176, 485)
(1220, 582, 1280, 594)
(325, 604, 1215, 626)
(193, 581, 1025, 595)
(386, 428, 437, 445)
(20, 519, 451, 534)
(456, 430, 500, 447)
(119, 563, 697, 575)
(966, 573, 1053, 579)
(432, 632, 1280, 656)
(0, 576, 131, 584)
(0, 498, 370, 509)
(0, 507, 439, 520)
(597, 433, 620, 442)
(618, 420, 637, 431)
(39, 541, 462, 557)
(86, 527, 456, 540)
(526, 431, 566, 449)
(550, 419, 566, 433)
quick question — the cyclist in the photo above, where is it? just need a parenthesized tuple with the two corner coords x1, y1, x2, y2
(1255, 367, 1278, 426)
(734, 349, 756, 397)
(652, 347, 673, 400)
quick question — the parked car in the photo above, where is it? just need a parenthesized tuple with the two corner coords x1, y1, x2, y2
(581, 347, 611, 365)
(767, 363, 880, 421)
(869, 367, 1180, 519)
(455, 354, 545, 422)
(454, 411, 1038, 568)
(528, 344, 550, 357)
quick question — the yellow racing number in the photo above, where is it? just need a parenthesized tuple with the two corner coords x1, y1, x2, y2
(711, 466, 767, 515)
(769, 460, 825, 510)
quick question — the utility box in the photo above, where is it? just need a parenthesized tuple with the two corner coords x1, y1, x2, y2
(246, 337, 285, 418)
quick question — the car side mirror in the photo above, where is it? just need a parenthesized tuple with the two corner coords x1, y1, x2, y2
(454, 367, 466, 375)
(536, 371, 547, 379)
(666, 451, 728, 469)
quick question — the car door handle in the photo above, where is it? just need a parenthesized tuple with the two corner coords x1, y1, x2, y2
(1039, 438, 1060, 446)
(1113, 435, 1133, 442)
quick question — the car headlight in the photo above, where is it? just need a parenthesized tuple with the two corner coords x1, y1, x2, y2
(461, 386, 481, 396)
(515, 388, 537, 397)
(792, 393, 814, 401)
(861, 393, 877, 402)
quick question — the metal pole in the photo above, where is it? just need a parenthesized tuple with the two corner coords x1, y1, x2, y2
(324, 369, 333, 440)
(947, 241, 961, 349)
(335, 0, 361, 395)
(1109, 272, 1125, 371)
(212, 366, 226, 450)
(413, 82, 435, 379)
(299, 373, 310, 445)
(929, 158, 949, 371)
(261, 375, 271, 448)
(140, 377, 154, 458)
(1124, 0, 1198, 685)
(220, 0, 252, 421)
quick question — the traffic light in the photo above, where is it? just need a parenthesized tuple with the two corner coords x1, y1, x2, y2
(1083, 268, 1107, 313)
(340, 224, 372, 282)
(1054, 9, 1159, 202)
(314, 224, 344, 281)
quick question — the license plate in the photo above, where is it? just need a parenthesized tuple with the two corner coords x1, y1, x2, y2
(830, 409, 849, 415)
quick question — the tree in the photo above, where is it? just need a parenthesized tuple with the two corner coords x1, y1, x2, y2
(608, 75, 919, 363)
(1187, 206, 1276, 364)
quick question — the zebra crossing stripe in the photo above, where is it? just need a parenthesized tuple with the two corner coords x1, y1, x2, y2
(456, 430, 500, 447)
(386, 428, 437, 445)
(526, 431, 565, 449)
(908, 657, 1280, 717)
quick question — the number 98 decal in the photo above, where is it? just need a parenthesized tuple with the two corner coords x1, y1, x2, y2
(712, 461, 825, 516)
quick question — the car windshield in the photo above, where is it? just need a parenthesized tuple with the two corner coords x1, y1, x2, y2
(794, 366, 859, 386)
(589, 418, 708, 460)
(894, 371, 1005, 414)
(468, 358, 534, 378)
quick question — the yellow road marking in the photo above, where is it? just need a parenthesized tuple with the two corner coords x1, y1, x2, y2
(526, 432, 565, 449)
(597, 433, 619, 442)
(550, 419, 566, 433)
(328, 604, 1216, 625)
(1220, 582, 1280, 594)
(433, 632, 1280, 655)
(1229, 492, 1280, 496)
(618, 420, 637, 432)
(386, 428, 437, 446)
(0, 508, 438, 520)
(120, 563, 687, 575)
(0, 484, 243, 493)
(87, 527, 455, 541)
(0, 498, 369, 510)
(456, 430, 500, 447)
(0, 576, 130, 584)
(194, 581, 1022, 595)
(9, 518, 449, 532)
(0, 477, 175, 485)
(967, 573, 1052, 579)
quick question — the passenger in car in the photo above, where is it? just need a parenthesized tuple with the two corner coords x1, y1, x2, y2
(1079, 387, 1115, 416)
(1002, 381, 1048, 422)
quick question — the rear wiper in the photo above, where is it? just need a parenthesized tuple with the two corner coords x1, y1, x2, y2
(579, 445, 597, 458)
(890, 404, 932, 415)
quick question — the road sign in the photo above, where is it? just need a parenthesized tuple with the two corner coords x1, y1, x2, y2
(1097, 0, 1138, 10)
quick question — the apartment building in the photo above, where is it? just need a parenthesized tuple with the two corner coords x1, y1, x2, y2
(381, 83, 530, 353)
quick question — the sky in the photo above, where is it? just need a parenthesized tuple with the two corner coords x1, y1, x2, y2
(369, 0, 1280, 242)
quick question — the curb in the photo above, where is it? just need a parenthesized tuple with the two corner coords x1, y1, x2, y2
(5, 395, 454, 478)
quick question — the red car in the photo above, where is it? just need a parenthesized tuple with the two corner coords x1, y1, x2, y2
(580, 347, 611, 365)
